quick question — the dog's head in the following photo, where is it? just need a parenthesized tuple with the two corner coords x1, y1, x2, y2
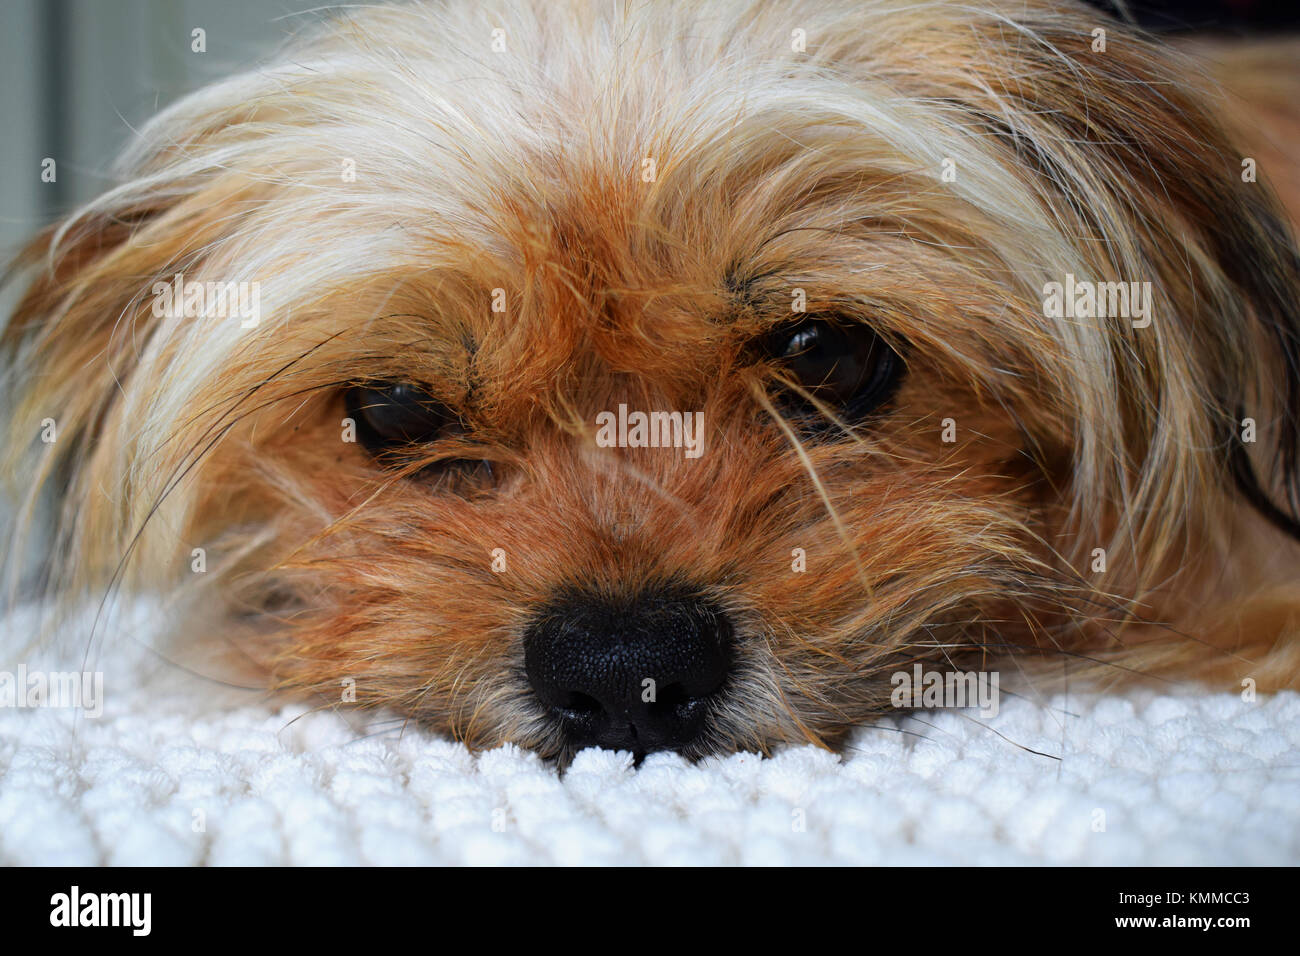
(5, 0, 1300, 760)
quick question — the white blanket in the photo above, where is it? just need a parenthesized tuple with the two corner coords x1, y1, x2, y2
(1, 600, 1297, 865)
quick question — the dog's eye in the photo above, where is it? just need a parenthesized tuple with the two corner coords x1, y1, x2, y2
(765, 319, 904, 417)
(345, 383, 462, 453)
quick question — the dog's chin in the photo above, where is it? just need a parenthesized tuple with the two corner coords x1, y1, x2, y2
(6, 0, 1300, 761)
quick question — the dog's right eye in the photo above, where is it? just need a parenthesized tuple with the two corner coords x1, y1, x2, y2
(760, 318, 904, 423)
(344, 383, 462, 454)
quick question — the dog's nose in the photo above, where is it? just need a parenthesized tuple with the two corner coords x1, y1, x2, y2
(523, 589, 733, 754)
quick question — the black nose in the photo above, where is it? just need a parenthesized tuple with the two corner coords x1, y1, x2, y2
(523, 588, 733, 755)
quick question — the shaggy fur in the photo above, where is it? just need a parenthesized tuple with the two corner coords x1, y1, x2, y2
(4, 0, 1300, 762)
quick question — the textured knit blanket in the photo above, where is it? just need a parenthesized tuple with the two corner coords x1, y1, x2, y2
(1, 600, 1297, 865)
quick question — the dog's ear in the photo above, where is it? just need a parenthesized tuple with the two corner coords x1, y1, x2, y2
(2, 172, 263, 590)
(1201, 41, 1300, 538)
(5, 202, 167, 443)
(3, 205, 175, 588)
(880, 7, 1300, 540)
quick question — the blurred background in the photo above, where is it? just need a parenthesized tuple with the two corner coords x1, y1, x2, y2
(0, 0, 292, 258)
(1, 0, 1297, 259)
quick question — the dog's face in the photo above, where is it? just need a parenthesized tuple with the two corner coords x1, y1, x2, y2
(6, 0, 1300, 761)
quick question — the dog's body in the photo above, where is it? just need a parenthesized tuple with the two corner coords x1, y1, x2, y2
(4, 0, 1300, 761)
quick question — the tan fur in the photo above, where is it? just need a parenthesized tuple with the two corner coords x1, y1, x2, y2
(4, 0, 1300, 760)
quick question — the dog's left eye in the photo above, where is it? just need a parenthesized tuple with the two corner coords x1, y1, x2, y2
(763, 319, 904, 418)
(344, 383, 462, 453)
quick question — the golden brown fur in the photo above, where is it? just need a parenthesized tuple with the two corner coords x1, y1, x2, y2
(4, 0, 1300, 761)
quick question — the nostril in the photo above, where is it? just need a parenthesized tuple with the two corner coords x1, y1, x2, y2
(647, 680, 707, 723)
(651, 681, 689, 711)
(560, 691, 603, 719)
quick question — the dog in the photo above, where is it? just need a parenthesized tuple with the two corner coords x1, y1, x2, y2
(4, 0, 1300, 764)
